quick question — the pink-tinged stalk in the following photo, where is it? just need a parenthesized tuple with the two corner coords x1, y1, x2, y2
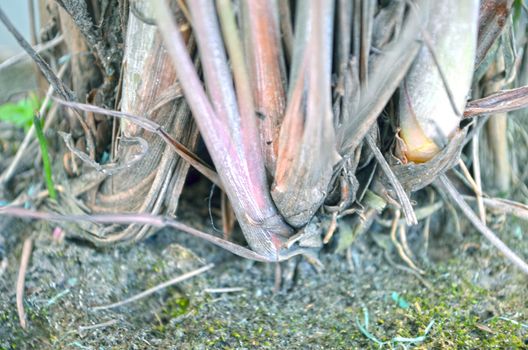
(241, 0, 286, 173)
(153, 0, 291, 259)
(215, 0, 266, 196)
(272, 0, 337, 227)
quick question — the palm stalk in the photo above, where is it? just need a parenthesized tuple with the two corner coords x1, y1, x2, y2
(240, 0, 286, 174)
(398, 0, 479, 163)
(154, 0, 292, 260)
(272, 0, 337, 227)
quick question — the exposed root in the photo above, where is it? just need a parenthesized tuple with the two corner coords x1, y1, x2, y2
(322, 212, 338, 244)
(389, 210, 425, 275)
(398, 224, 415, 262)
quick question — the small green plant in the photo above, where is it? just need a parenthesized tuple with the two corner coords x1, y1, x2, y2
(0, 93, 41, 131)
(0, 94, 56, 199)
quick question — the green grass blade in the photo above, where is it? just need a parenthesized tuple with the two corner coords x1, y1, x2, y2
(33, 115, 56, 199)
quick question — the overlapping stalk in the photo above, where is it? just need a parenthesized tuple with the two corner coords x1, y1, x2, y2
(154, 0, 292, 260)
(240, 0, 286, 174)
(272, 0, 338, 228)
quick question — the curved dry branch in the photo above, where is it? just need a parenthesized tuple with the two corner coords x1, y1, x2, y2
(438, 175, 528, 276)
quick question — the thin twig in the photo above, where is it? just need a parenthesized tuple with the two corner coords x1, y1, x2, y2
(458, 160, 481, 196)
(204, 287, 244, 294)
(366, 133, 417, 225)
(383, 249, 433, 290)
(375, 200, 442, 227)
(0, 35, 64, 72)
(471, 134, 486, 223)
(16, 237, 33, 329)
(0, 207, 274, 262)
(462, 195, 528, 221)
(323, 212, 338, 244)
(459, 159, 486, 223)
(60, 131, 148, 176)
(92, 264, 214, 311)
(27, 0, 37, 45)
(0, 7, 75, 101)
(438, 174, 528, 275)
(78, 319, 119, 332)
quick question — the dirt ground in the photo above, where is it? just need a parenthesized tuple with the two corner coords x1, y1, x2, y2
(0, 179, 527, 350)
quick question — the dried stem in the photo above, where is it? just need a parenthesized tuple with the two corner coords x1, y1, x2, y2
(0, 34, 63, 72)
(55, 99, 223, 189)
(464, 86, 528, 118)
(335, 0, 353, 91)
(277, 0, 293, 64)
(216, 0, 264, 181)
(463, 195, 528, 221)
(475, 0, 514, 69)
(16, 237, 32, 329)
(389, 210, 425, 274)
(0, 207, 272, 262)
(366, 133, 417, 225)
(458, 159, 486, 222)
(339, 0, 423, 154)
